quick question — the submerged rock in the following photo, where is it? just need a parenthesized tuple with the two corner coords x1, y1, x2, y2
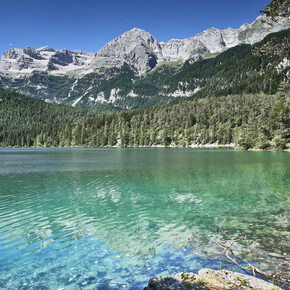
(144, 268, 281, 289)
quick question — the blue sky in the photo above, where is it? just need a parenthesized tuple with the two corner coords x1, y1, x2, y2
(0, 0, 270, 56)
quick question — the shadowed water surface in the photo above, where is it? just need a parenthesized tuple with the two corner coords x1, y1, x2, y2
(0, 148, 289, 288)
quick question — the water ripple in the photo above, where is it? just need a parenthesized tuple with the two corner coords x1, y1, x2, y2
(0, 148, 289, 288)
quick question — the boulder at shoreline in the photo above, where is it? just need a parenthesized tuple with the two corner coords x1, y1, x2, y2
(144, 268, 281, 289)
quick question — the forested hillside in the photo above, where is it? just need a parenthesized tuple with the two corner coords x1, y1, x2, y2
(77, 29, 290, 109)
(0, 89, 96, 126)
(1, 85, 289, 149)
(162, 29, 290, 97)
(0, 29, 289, 110)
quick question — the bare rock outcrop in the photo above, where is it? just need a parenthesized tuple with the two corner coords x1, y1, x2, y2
(144, 268, 281, 289)
(0, 15, 289, 74)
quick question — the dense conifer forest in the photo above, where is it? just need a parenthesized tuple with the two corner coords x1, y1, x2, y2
(1, 84, 289, 150)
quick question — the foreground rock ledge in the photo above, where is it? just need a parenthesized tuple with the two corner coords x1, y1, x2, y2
(144, 268, 281, 289)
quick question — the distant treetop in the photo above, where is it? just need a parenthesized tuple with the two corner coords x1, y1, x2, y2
(260, 0, 290, 19)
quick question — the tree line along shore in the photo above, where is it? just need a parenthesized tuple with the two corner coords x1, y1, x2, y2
(0, 87, 289, 150)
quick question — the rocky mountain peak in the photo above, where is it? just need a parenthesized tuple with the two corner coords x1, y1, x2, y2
(0, 15, 289, 75)
(0, 46, 94, 74)
(126, 27, 150, 35)
(36, 46, 56, 52)
(120, 27, 155, 39)
(93, 27, 162, 72)
(96, 27, 159, 54)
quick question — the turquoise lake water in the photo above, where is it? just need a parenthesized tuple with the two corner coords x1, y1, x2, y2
(0, 148, 289, 289)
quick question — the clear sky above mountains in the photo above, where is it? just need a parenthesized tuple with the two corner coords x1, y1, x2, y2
(0, 0, 270, 56)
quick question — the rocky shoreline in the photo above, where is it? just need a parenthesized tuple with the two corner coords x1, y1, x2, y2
(144, 268, 281, 289)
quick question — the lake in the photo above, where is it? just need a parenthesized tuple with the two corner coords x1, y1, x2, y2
(0, 148, 289, 289)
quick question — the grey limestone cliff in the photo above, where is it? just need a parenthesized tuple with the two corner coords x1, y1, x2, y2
(0, 15, 289, 75)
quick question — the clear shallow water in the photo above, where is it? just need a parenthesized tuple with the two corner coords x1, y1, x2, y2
(0, 148, 289, 289)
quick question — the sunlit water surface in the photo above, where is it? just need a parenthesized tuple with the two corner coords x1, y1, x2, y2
(0, 148, 289, 289)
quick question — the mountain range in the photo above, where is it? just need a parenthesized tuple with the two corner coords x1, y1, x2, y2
(0, 15, 289, 110)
